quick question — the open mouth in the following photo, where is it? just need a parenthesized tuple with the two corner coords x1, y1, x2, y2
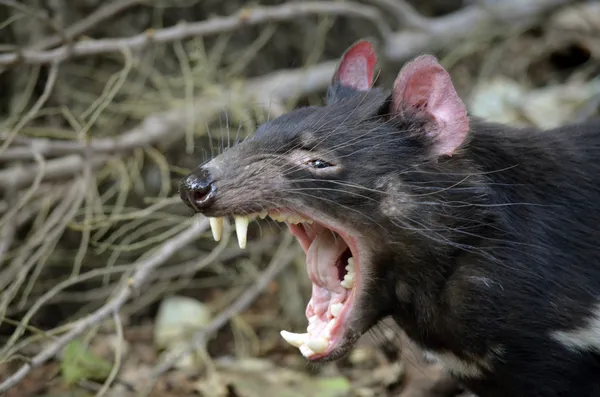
(205, 209, 360, 361)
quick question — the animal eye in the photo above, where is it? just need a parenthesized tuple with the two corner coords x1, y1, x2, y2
(306, 159, 333, 169)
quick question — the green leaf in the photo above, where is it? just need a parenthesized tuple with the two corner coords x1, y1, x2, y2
(316, 376, 350, 396)
(313, 377, 351, 397)
(60, 339, 112, 385)
(209, 358, 352, 397)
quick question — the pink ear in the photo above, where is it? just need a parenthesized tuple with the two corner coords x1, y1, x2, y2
(391, 55, 469, 157)
(332, 40, 377, 91)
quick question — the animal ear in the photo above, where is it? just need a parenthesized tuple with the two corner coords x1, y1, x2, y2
(391, 55, 469, 157)
(327, 40, 377, 104)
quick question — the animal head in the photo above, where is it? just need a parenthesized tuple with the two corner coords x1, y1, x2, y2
(179, 39, 479, 361)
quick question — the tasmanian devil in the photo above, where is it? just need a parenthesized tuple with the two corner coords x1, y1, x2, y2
(179, 40, 600, 397)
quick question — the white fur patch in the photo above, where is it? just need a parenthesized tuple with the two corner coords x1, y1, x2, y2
(422, 346, 503, 379)
(422, 349, 440, 364)
(551, 303, 600, 352)
(423, 350, 485, 378)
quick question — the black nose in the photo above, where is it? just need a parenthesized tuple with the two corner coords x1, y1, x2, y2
(179, 167, 216, 211)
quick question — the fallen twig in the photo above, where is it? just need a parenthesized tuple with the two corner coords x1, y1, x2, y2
(0, 0, 141, 80)
(0, 154, 109, 191)
(0, 61, 59, 153)
(148, 232, 297, 382)
(364, 0, 431, 31)
(0, 0, 570, 167)
(0, 216, 209, 393)
(0, 0, 570, 192)
(28, 0, 143, 52)
(0, 188, 16, 266)
(0, 0, 65, 45)
(2, 234, 280, 317)
(0, 2, 390, 67)
(381, 0, 572, 60)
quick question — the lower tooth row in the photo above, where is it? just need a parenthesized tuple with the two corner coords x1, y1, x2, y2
(306, 337, 328, 353)
(281, 331, 329, 355)
(330, 302, 344, 317)
(207, 212, 312, 248)
(280, 301, 346, 356)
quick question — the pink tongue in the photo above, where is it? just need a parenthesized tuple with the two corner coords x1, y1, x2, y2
(307, 231, 347, 289)
(305, 231, 348, 318)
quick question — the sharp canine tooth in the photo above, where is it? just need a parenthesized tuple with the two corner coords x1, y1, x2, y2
(234, 216, 249, 249)
(280, 330, 308, 348)
(209, 217, 223, 242)
(306, 337, 329, 353)
(330, 303, 344, 317)
(258, 211, 268, 219)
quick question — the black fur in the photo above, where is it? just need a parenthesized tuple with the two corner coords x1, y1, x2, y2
(180, 62, 600, 396)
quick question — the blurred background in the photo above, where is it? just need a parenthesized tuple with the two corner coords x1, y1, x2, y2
(0, 0, 598, 396)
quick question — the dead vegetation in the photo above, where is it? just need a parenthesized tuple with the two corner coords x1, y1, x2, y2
(0, 0, 598, 396)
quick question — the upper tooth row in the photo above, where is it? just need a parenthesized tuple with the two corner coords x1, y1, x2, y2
(207, 212, 312, 248)
(341, 257, 355, 289)
(268, 212, 313, 225)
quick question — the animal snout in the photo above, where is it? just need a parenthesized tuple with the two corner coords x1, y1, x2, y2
(179, 167, 216, 211)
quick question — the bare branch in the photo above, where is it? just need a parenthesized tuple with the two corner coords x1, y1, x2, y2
(29, 0, 143, 51)
(96, 310, 124, 397)
(1, 61, 59, 152)
(150, 233, 297, 380)
(0, 154, 109, 191)
(0, 95, 234, 162)
(0, 0, 571, 191)
(381, 0, 573, 60)
(0, 216, 209, 393)
(0, 179, 86, 318)
(364, 0, 432, 31)
(0, 0, 62, 37)
(0, 2, 390, 67)
(0, 188, 16, 265)
(13, 234, 280, 311)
